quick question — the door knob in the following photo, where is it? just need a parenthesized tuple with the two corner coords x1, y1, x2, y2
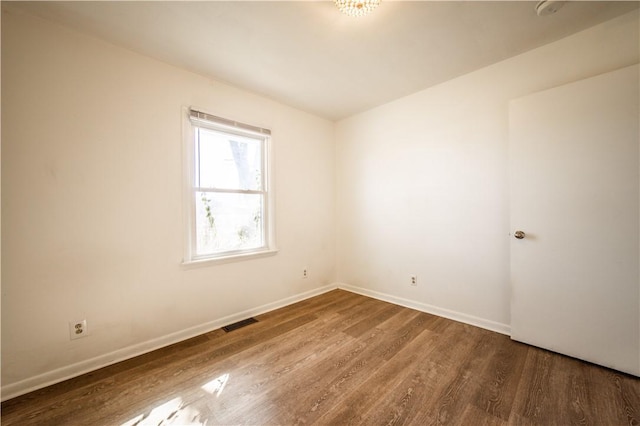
(514, 230, 526, 239)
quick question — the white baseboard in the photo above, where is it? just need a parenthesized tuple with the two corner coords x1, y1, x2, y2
(337, 283, 511, 336)
(1, 284, 338, 402)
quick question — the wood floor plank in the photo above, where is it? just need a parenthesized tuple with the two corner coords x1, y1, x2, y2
(613, 370, 640, 425)
(342, 301, 403, 338)
(460, 404, 509, 426)
(313, 313, 459, 424)
(260, 310, 430, 424)
(588, 368, 640, 426)
(564, 368, 593, 425)
(318, 326, 448, 425)
(327, 321, 489, 426)
(392, 325, 501, 426)
(2, 289, 639, 426)
(508, 346, 558, 425)
(194, 313, 362, 424)
(472, 334, 529, 421)
(109, 319, 349, 426)
(96, 311, 323, 425)
(551, 353, 596, 426)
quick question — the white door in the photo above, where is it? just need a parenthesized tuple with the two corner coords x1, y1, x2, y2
(509, 65, 639, 376)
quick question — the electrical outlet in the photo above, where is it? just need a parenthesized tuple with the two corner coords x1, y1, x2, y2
(303, 268, 308, 279)
(69, 319, 88, 340)
(410, 275, 417, 286)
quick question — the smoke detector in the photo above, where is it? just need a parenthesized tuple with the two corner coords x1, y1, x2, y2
(535, 0, 566, 16)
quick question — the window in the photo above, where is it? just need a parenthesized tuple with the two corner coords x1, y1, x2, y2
(184, 109, 275, 263)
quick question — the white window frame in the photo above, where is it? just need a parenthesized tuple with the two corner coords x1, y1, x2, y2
(182, 107, 277, 266)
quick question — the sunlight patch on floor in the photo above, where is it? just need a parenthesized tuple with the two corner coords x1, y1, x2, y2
(202, 373, 230, 397)
(119, 373, 231, 425)
(144, 397, 183, 425)
(119, 396, 207, 426)
(120, 413, 144, 426)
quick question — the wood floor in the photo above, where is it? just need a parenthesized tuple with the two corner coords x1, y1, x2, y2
(2, 290, 639, 425)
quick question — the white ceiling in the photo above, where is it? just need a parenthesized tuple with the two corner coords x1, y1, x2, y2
(8, 1, 639, 121)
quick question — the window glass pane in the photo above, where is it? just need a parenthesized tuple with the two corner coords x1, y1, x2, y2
(196, 127, 263, 191)
(195, 192, 264, 256)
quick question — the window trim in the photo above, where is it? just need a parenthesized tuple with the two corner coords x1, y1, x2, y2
(181, 106, 277, 266)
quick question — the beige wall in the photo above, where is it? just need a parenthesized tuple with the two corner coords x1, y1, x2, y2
(1, 7, 336, 397)
(336, 10, 639, 332)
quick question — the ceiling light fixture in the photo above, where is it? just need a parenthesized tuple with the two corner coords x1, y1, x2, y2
(335, 0, 381, 17)
(535, 0, 566, 16)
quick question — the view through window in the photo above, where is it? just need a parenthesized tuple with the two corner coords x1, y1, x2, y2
(187, 110, 272, 261)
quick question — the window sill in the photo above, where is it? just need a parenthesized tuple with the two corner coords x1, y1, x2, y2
(181, 248, 278, 269)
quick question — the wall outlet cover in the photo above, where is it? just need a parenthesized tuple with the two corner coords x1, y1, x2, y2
(69, 319, 88, 340)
